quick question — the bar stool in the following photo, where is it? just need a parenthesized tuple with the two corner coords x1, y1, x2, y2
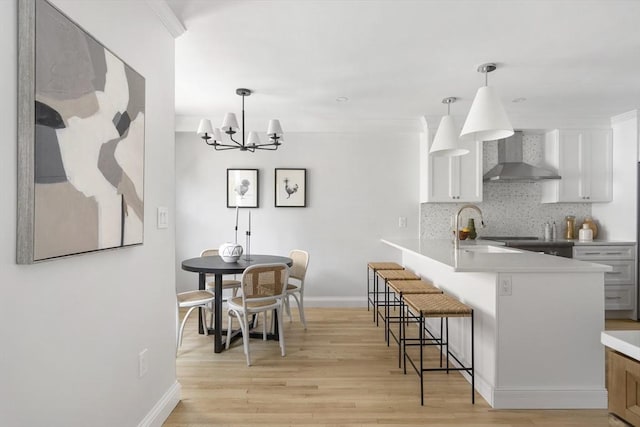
(402, 293, 474, 405)
(375, 269, 419, 334)
(386, 279, 443, 367)
(367, 262, 404, 322)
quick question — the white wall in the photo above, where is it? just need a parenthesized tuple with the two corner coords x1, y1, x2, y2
(175, 132, 419, 304)
(1, 1, 178, 426)
(592, 111, 638, 240)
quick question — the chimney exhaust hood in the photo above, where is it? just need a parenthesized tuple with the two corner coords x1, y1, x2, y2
(483, 131, 561, 182)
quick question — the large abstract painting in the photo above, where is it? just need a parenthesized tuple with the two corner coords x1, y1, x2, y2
(17, 0, 145, 263)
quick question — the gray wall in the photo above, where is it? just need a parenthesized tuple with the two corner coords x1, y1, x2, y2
(175, 131, 420, 304)
(1, 1, 177, 425)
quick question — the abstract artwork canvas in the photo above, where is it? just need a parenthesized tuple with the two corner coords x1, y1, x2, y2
(17, 0, 145, 263)
(275, 168, 307, 207)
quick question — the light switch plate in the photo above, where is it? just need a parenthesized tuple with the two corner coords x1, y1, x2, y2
(157, 207, 169, 229)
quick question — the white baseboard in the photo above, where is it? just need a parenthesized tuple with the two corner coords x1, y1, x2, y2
(303, 296, 366, 307)
(492, 387, 607, 409)
(137, 380, 181, 427)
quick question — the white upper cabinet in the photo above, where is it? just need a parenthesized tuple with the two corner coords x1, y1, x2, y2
(541, 129, 612, 203)
(420, 132, 482, 203)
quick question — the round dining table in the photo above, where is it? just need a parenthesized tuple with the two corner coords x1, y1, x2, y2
(181, 254, 293, 353)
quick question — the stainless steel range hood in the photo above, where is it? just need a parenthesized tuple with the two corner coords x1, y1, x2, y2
(483, 131, 561, 182)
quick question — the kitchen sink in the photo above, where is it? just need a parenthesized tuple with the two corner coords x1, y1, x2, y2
(461, 245, 521, 254)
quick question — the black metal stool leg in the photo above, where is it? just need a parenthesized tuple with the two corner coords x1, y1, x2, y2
(471, 311, 475, 404)
(420, 314, 424, 406)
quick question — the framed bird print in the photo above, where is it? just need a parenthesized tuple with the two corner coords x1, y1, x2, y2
(275, 168, 306, 207)
(227, 169, 259, 208)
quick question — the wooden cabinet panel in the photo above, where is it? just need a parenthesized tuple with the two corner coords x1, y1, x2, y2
(609, 350, 640, 426)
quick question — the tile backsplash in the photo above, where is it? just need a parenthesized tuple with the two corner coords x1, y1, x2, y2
(420, 133, 593, 240)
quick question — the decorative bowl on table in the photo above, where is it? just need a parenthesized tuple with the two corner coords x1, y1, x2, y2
(218, 242, 243, 263)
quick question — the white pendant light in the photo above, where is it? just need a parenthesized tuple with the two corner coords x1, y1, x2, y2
(460, 63, 514, 142)
(429, 97, 469, 157)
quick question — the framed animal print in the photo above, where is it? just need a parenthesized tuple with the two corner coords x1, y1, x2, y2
(227, 169, 259, 208)
(275, 168, 306, 207)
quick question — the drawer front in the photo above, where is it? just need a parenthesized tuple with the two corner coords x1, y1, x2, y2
(602, 260, 636, 285)
(605, 287, 635, 310)
(573, 245, 635, 260)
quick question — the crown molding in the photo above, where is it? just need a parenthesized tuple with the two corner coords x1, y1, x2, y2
(146, 0, 186, 39)
(611, 109, 638, 125)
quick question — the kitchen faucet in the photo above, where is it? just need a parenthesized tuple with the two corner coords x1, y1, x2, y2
(454, 204, 486, 250)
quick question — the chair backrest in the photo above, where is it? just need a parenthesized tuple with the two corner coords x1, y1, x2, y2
(288, 249, 309, 282)
(201, 248, 218, 257)
(241, 263, 290, 303)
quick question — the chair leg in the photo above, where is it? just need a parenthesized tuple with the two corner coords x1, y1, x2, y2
(241, 315, 251, 366)
(225, 312, 234, 350)
(277, 306, 286, 356)
(285, 295, 292, 322)
(263, 311, 268, 340)
(175, 304, 180, 352)
(291, 292, 306, 330)
(209, 299, 215, 330)
(200, 306, 209, 336)
(178, 306, 199, 348)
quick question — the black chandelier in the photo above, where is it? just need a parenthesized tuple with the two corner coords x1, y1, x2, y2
(197, 88, 283, 152)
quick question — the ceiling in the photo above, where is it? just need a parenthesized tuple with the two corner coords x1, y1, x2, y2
(167, 0, 640, 134)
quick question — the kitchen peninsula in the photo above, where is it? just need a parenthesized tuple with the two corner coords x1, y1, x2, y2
(382, 238, 611, 409)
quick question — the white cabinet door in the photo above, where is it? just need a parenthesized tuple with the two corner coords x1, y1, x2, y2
(587, 129, 613, 201)
(420, 133, 482, 203)
(541, 129, 612, 203)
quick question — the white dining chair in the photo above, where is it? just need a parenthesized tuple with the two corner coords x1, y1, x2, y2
(284, 249, 310, 329)
(201, 248, 242, 328)
(225, 263, 289, 366)
(176, 289, 215, 349)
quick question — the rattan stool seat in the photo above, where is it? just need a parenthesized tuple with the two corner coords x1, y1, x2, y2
(403, 293, 472, 318)
(367, 262, 404, 271)
(376, 269, 420, 281)
(388, 279, 441, 295)
(367, 262, 405, 320)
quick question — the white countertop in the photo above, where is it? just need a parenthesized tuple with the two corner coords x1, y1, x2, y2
(573, 240, 636, 246)
(602, 331, 640, 361)
(382, 238, 613, 273)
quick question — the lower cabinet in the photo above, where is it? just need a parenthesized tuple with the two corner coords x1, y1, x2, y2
(608, 349, 640, 426)
(573, 244, 637, 314)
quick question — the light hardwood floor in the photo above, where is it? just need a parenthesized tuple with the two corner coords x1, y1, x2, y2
(165, 308, 637, 426)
